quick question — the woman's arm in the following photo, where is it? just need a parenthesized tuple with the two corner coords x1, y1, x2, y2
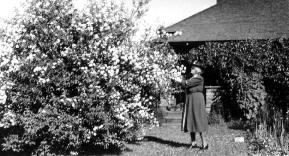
(181, 77, 203, 88)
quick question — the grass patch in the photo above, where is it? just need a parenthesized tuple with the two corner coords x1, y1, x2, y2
(114, 124, 249, 156)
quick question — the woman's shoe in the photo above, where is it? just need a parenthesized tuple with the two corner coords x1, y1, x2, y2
(189, 142, 198, 149)
(200, 144, 209, 150)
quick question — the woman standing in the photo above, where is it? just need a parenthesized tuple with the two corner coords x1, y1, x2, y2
(174, 64, 208, 150)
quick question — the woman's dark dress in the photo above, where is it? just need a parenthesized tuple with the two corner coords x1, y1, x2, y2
(181, 76, 208, 133)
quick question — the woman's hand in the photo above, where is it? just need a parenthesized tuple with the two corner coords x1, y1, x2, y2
(174, 77, 183, 83)
(170, 70, 183, 83)
(171, 76, 183, 83)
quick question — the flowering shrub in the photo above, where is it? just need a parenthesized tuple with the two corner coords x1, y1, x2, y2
(0, 0, 183, 155)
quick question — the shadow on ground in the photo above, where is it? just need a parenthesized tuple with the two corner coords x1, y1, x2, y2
(0, 149, 125, 156)
(142, 136, 191, 148)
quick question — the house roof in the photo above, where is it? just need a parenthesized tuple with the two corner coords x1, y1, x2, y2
(165, 0, 289, 42)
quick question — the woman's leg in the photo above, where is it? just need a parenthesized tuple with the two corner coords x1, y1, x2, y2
(200, 132, 208, 149)
(190, 132, 197, 145)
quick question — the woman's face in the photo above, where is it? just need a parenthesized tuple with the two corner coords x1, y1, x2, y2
(191, 68, 197, 75)
(191, 67, 201, 75)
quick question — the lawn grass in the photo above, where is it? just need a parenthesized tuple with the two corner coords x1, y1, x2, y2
(118, 123, 249, 156)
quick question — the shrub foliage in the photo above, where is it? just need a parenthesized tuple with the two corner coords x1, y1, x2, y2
(181, 40, 289, 121)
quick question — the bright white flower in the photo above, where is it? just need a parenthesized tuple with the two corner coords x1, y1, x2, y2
(33, 66, 42, 72)
(93, 125, 104, 131)
(0, 110, 17, 128)
(38, 77, 50, 84)
(0, 58, 9, 67)
(0, 89, 7, 104)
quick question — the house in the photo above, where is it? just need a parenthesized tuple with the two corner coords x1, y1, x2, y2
(159, 0, 289, 123)
(165, 0, 289, 53)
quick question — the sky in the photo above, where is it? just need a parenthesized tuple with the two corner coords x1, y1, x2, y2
(143, 0, 216, 27)
(0, 0, 216, 27)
